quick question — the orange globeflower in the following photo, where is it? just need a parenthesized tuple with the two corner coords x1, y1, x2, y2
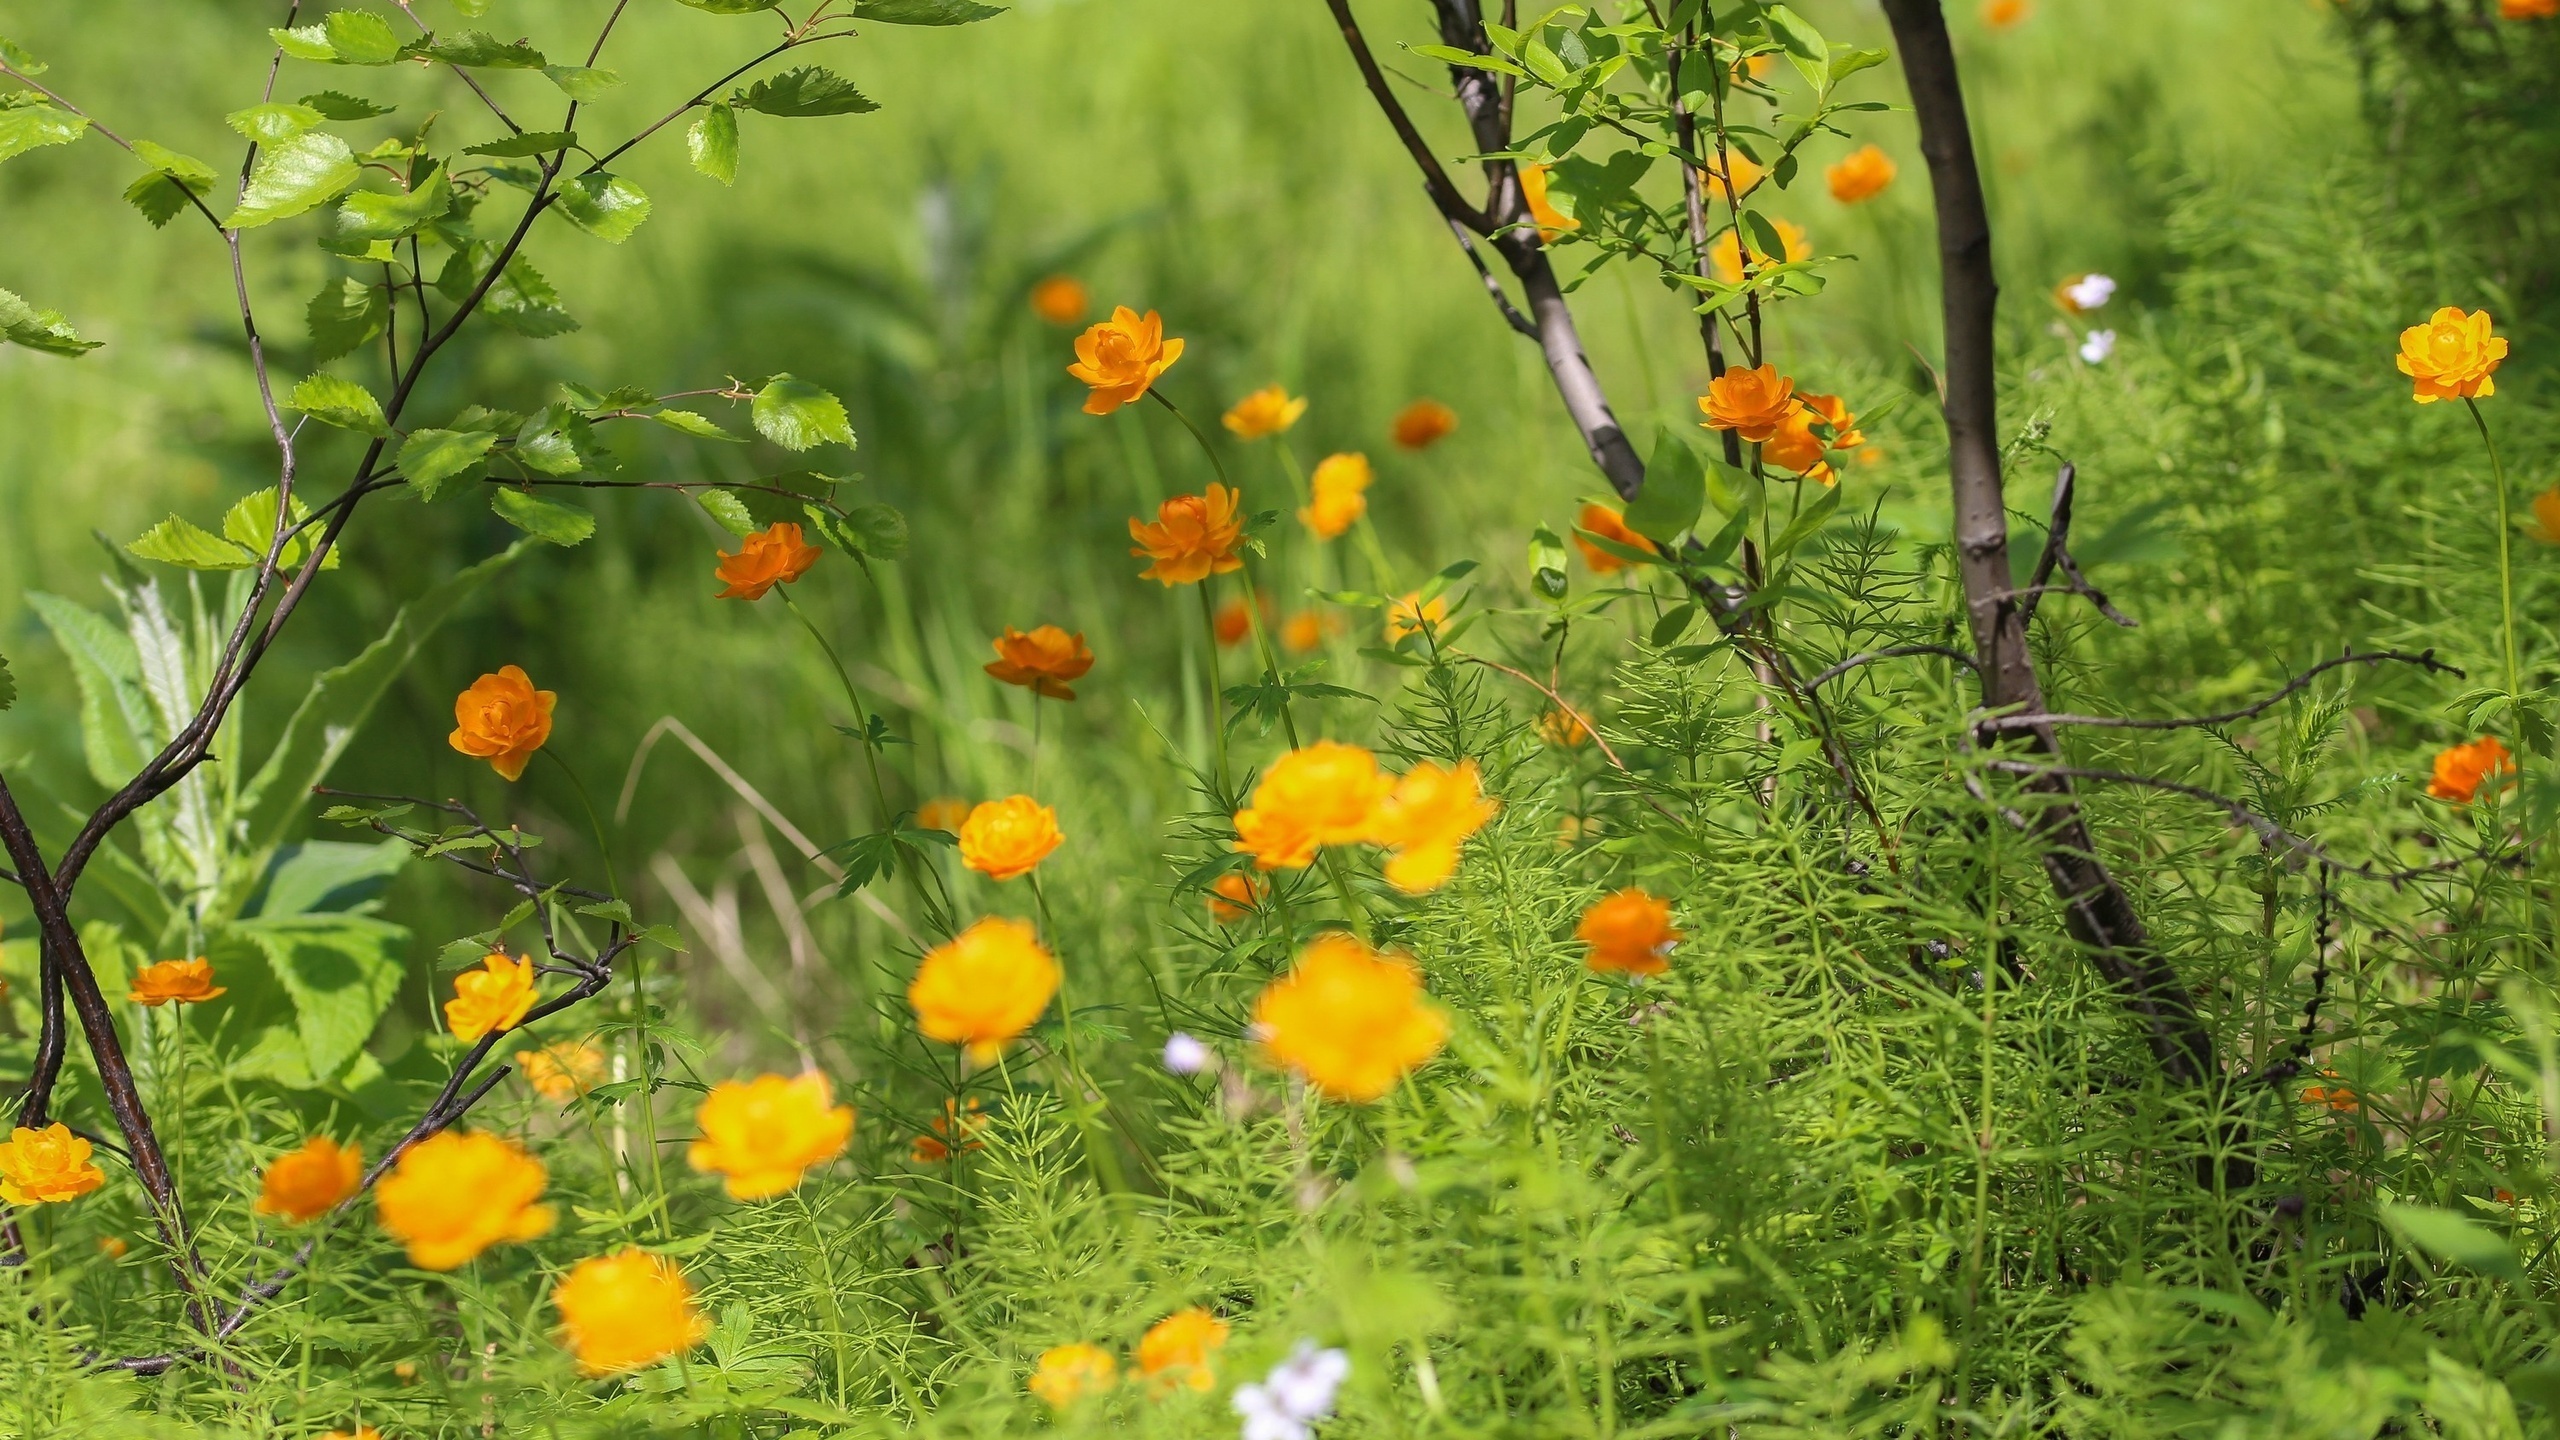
(1392, 399, 1459, 450)
(517, 1040, 606, 1102)
(448, 664, 555, 782)
(1029, 275, 1090, 326)
(916, 796, 973, 833)
(1222, 384, 1307, 440)
(1130, 483, 1246, 585)
(319, 1428, 382, 1440)
(1574, 502, 1657, 572)
(1699, 364, 1804, 443)
(1764, 391, 1863, 482)
(2301, 1070, 2362, 1111)
(1577, 888, 1683, 976)
(1709, 218, 1808, 285)
(1213, 595, 1256, 647)
(129, 957, 224, 1006)
(255, 1136, 363, 1224)
(0, 1123, 105, 1205)
(909, 917, 1061, 1064)
(713, 521, 820, 601)
(1519, 162, 1578, 242)
(445, 952, 539, 1044)
(374, 1129, 553, 1270)
(1827, 144, 1897, 204)
(1368, 760, 1499, 894)
(1300, 452, 1372, 540)
(1232, 741, 1395, 873)
(1385, 591, 1449, 643)
(2508, 0, 2560, 16)
(1538, 708, 1591, 748)
(1030, 1342, 1120, 1406)
(1281, 609, 1343, 653)
(1983, 0, 2029, 26)
(909, 1097, 986, 1163)
(1137, 1307, 1230, 1393)
(688, 1071, 855, 1201)
(1254, 933, 1448, 1102)
(958, 795, 1064, 881)
(1207, 871, 1263, 922)
(986, 625, 1096, 700)
(1699, 147, 1765, 204)
(1068, 306, 1185, 415)
(555, 1249, 709, 1377)
(2428, 737, 2515, 804)
(2397, 307, 2507, 404)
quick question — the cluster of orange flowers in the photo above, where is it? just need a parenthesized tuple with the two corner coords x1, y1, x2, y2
(1699, 364, 1865, 483)
(1229, 741, 1498, 894)
(1030, 1307, 1231, 1408)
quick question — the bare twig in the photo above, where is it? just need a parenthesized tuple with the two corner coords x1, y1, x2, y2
(1805, 644, 1986, 691)
(1977, 648, 2461, 736)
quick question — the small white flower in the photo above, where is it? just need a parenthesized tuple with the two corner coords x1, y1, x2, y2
(1163, 1032, 1214, 1075)
(1262, 1341, 1350, 1420)
(1233, 1384, 1311, 1440)
(2064, 272, 2117, 311)
(2079, 329, 2117, 365)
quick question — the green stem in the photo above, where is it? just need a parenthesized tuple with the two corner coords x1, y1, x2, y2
(1197, 584, 1232, 792)
(1319, 847, 1375, 942)
(776, 583, 943, 932)
(1149, 388, 1234, 492)
(1029, 874, 1132, 1195)
(2468, 398, 2526, 707)
(1234, 560, 1307, 752)
(541, 747, 623, 903)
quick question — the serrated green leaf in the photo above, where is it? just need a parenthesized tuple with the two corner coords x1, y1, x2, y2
(853, 0, 1004, 22)
(291, 372, 389, 435)
(126, 142, 215, 226)
(227, 102, 325, 143)
(128, 516, 258, 570)
(491, 488, 596, 546)
(0, 105, 86, 165)
(302, 90, 397, 120)
(0, 655, 17, 711)
(652, 408, 743, 442)
(543, 65, 622, 100)
(464, 130, 574, 157)
(1, 35, 51, 75)
(752, 374, 853, 450)
(333, 160, 451, 241)
(227, 130, 359, 228)
(399, 428, 497, 499)
(677, 0, 783, 12)
(0, 287, 101, 356)
(124, 173, 197, 228)
(133, 139, 215, 187)
(429, 30, 547, 67)
(270, 23, 339, 61)
(696, 489, 757, 538)
(556, 171, 650, 243)
(323, 9, 403, 64)
(483, 256, 578, 338)
(732, 66, 877, 117)
(223, 486, 341, 570)
(306, 276, 388, 362)
(687, 101, 738, 185)
(828, 501, 905, 559)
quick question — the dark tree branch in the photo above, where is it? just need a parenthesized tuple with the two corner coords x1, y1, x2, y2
(1978, 648, 2462, 736)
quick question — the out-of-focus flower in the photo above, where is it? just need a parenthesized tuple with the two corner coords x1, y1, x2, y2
(318, 1427, 382, 1440)
(1734, 53, 1779, 82)
(1384, 591, 1448, 643)
(0, 1124, 104, 1205)
(1699, 364, 1804, 443)
(129, 957, 225, 1006)
(917, 796, 973, 833)
(1392, 399, 1459, 450)
(1207, 872, 1263, 923)
(1130, 484, 1247, 585)
(1223, 385, 1308, 440)
(910, 1097, 986, 1163)
(958, 795, 1064, 882)
(1214, 595, 1259, 646)
(2056, 273, 2117, 313)
(687, 1071, 855, 1200)
(1030, 275, 1090, 326)
(448, 665, 555, 782)
(2397, 307, 2507, 404)
(1030, 1342, 1120, 1406)
(2079, 329, 2117, 365)
(444, 952, 538, 1044)
(2528, 486, 2560, 545)
(1233, 1340, 1353, 1440)
(1983, 0, 2030, 27)
(1827, 145, 1896, 204)
(1709, 218, 1808, 284)
(1700, 147, 1765, 203)
(986, 625, 1095, 700)
(2504, 0, 2559, 19)
(1254, 933, 1448, 1102)
(1301, 453, 1373, 540)
(2428, 737, 2514, 804)
(1069, 306, 1185, 415)
(909, 917, 1061, 1064)
(713, 521, 820, 601)
(374, 1130, 553, 1270)
(256, 1136, 363, 1224)
(1519, 162, 1578, 241)
(1232, 741, 1394, 872)
(1139, 1307, 1231, 1393)
(1163, 1032, 1215, 1075)
(2301, 1070, 2362, 1111)
(1574, 503, 1657, 572)
(1539, 709, 1591, 748)
(1368, 760, 1498, 894)
(517, 1040, 606, 1102)
(97, 1235, 128, 1258)
(1577, 888, 1683, 976)
(555, 1248, 708, 1376)
(1281, 610, 1344, 653)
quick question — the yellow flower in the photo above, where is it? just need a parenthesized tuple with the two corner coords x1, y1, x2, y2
(555, 1248, 709, 1376)
(1223, 385, 1307, 440)
(255, 1136, 363, 1224)
(1698, 147, 1764, 203)
(516, 1040, 606, 1102)
(1573, 503, 1656, 572)
(1129, 484, 1247, 585)
(2428, 737, 2515, 804)
(374, 1130, 552, 1270)
(1708, 218, 1809, 285)
(2396, 306, 2507, 404)
(1698, 363, 1804, 444)
(0, 1123, 105, 1205)
(1232, 741, 1394, 872)
(986, 625, 1096, 700)
(1030, 274, 1090, 327)
(1280, 609, 1343, 653)
(1068, 306, 1185, 415)
(1827, 144, 1897, 204)
(916, 796, 973, 833)
(1207, 871, 1263, 923)
(447, 665, 554, 782)
(1538, 708, 1591, 748)
(1367, 759, 1498, 894)
(1300, 452, 1372, 540)
(1518, 162, 1578, 241)
(1577, 888, 1683, 976)
(2508, 0, 2560, 16)
(1254, 934, 1448, 1102)
(445, 951, 539, 1045)
(1392, 399, 1459, 450)
(1137, 1307, 1230, 1393)
(1983, 0, 2029, 26)
(713, 521, 821, 601)
(909, 1097, 986, 1163)
(958, 795, 1064, 881)
(1385, 591, 1449, 642)
(318, 1428, 383, 1440)
(1030, 1342, 1119, 1406)
(909, 917, 1061, 1064)
(129, 957, 224, 1006)
(688, 1071, 855, 1201)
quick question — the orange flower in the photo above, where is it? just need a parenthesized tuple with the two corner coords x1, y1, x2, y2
(1129, 483, 1246, 585)
(1030, 275, 1090, 327)
(445, 951, 539, 1045)
(1983, 0, 2029, 26)
(687, 1071, 855, 1200)
(1068, 306, 1185, 415)
(448, 665, 555, 782)
(255, 1136, 363, 1223)
(1827, 144, 1897, 204)
(1698, 147, 1764, 204)
(374, 1129, 553, 1270)
(909, 917, 1061, 1064)
(1030, 1342, 1119, 1406)
(1538, 708, 1591, 748)
(1519, 161, 1578, 242)
(516, 1040, 606, 1102)
(2301, 1070, 2362, 1111)
(1385, 591, 1449, 643)
(1281, 609, 1344, 653)
(1577, 888, 1682, 976)
(1223, 385, 1307, 440)
(1392, 399, 1459, 450)
(1213, 595, 1257, 647)
(1708, 218, 1808, 285)
(2507, 0, 2560, 17)
(1368, 760, 1498, 894)
(958, 795, 1064, 881)
(713, 521, 820, 601)
(129, 957, 224, 1006)
(1300, 453, 1372, 540)
(2397, 307, 2507, 404)
(986, 625, 1096, 700)
(1764, 391, 1863, 482)
(319, 1428, 382, 1440)
(1207, 871, 1263, 922)
(2428, 737, 2515, 804)
(909, 1097, 986, 1164)
(1137, 1306, 1230, 1393)
(916, 796, 973, 833)
(1254, 933, 1448, 1102)
(1573, 502, 1657, 572)
(1699, 364, 1804, 444)
(0, 1123, 105, 1205)
(2528, 486, 2560, 546)
(555, 1248, 709, 1377)
(1232, 741, 1394, 872)
(97, 1235, 128, 1258)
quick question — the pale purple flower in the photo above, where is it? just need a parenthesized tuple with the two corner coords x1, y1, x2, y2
(1232, 1341, 1349, 1440)
(2064, 272, 2117, 311)
(2079, 329, 2117, 365)
(1163, 1032, 1214, 1075)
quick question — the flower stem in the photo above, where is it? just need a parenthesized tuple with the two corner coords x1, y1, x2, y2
(1149, 388, 1234, 492)
(1196, 584, 1232, 793)
(2468, 398, 2526, 708)
(541, 747, 623, 903)
(777, 583, 944, 932)
(1029, 874, 1131, 1195)
(1319, 847, 1375, 942)
(1234, 561, 1307, 752)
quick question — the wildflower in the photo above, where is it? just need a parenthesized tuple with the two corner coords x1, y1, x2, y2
(255, 1136, 362, 1224)
(1384, 591, 1448, 643)
(1280, 610, 1343, 652)
(1699, 147, 1765, 202)
(1518, 162, 1578, 241)
(2504, 0, 2558, 18)
(444, 951, 538, 1044)
(1763, 391, 1864, 483)
(0, 1124, 105, 1205)
(517, 1040, 606, 1102)
(909, 1097, 986, 1163)
(1233, 1341, 1352, 1440)
(1030, 1342, 1120, 1406)
(2080, 330, 2117, 365)
(97, 1235, 128, 1258)
(1577, 888, 1682, 976)
(1069, 306, 1185, 415)
(1699, 363, 1804, 444)
(1139, 1306, 1231, 1393)
(1574, 502, 1657, 572)
(2528, 486, 2560, 545)
(2056, 272, 2117, 313)
(1734, 53, 1778, 82)
(1029, 275, 1090, 326)
(1392, 399, 1458, 450)
(958, 795, 1064, 881)
(1214, 596, 1257, 646)
(448, 665, 555, 782)
(1207, 871, 1263, 922)
(1983, 0, 2029, 26)
(1708, 218, 1808, 285)
(909, 917, 1061, 1064)
(1300, 453, 1372, 540)
(1827, 144, 1896, 204)
(687, 1071, 855, 1200)
(555, 1248, 709, 1377)
(1539, 708, 1591, 748)
(1255, 934, 1448, 1102)
(2301, 1071, 2361, 1111)
(916, 796, 973, 833)
(1129, 483, 1246, 585)
(2428, 737, 2514, 804)
(129, 957, 224, 1006)
(712, 520, 820, 601)
(1163, 1032, 1215, 1075)
(1368, 759, 1499, 894)
(319, 1428, 382, 1440)
(1232, 741, 1395, 872)
(2397, 306, 2507, 404)
(374, 1130, 553, 1270)
(1223, 385, 1307, 440)
(986, 625, 1096, 700)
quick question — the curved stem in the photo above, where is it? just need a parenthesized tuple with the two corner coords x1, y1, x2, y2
(2468, 398, 2524, 706)
(1148, 388, 1235, 493)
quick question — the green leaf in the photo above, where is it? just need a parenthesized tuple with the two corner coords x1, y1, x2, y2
(128, 516, 258, 571)
(1, 34, 51, 75)
(853, 0, 1005, 21)
(28, 593, 152, 789)
(1766, 482, 1842, 558)
(227, 103, 325, 144)
(302, 90, 397, 120)
(1625, 428, 1705, 542)
(306, 276, 388, 362)
(543, 65, 622, 100)
(695, 488, 757, 538)
(333, 159, 451, 241)
(124, 173, 195, 228)
(232, 914, 410, 1081)
(687, 101, 738, 185)
(1762, 4, 1828, 89)
(652, 408, 743, 442)
(227, 130, 360, 228)
(1651, 602, 1699, 646)
(820, 501, 905, 559)
(491, 488, 596, 546)
(2381, 1203, 2525, 1286)
(1411, 42, 1526, 77)
(1828, 46, 1888, 87)
(0, 105, 86, 165)
(731, 470, 838, 529)
(512, 405, 615, 475)
(464, 130, 574, 157)
(483, 256, 579, 338)
(133, 139, 216, 187)
(0, 655, 15, 711)
(125, 141, 217, 226)
(269, 23, 339, 61)
(429, 30, 547, 67)
(324, 9, 403, 64)
(290, 372, 390, 435)
(732, 66, 878, 117)
(1573, 527, 1663, 570)
(0, 287, 101, 356)
(399, 428, 498, 499)
(752, 374, 854, 450)
(677, 0, 784, 12)
(556, 171, 651, 243)
(224, 486, 341, 570)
